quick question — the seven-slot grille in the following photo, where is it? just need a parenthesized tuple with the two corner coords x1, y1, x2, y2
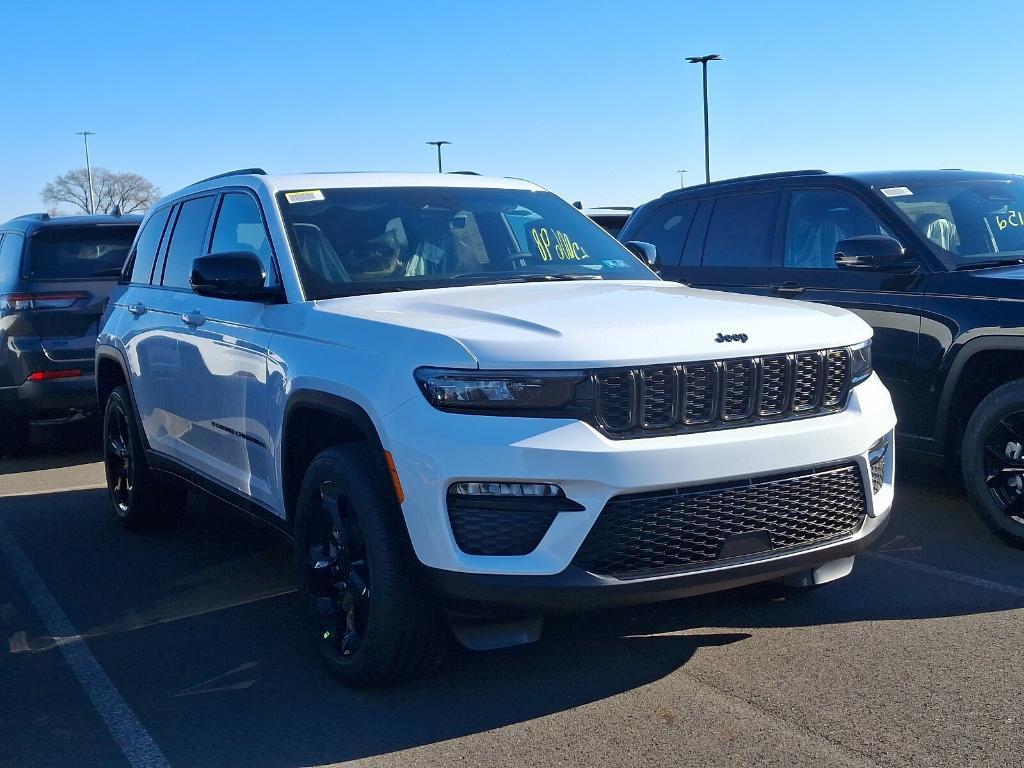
(594, 348, 851, 438)
(572, 463, 868, 577)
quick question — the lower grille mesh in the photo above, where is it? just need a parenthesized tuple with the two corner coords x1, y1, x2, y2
(573, 463, 867, 577)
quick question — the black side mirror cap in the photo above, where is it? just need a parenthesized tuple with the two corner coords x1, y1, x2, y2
(190, 252, 281, 301)
(834, 236, 918, 272)
(624, 240, 659, 269)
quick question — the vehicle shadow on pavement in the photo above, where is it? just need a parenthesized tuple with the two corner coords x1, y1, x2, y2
(0, 419, 101, 475)
(2, 474, 1023, 767)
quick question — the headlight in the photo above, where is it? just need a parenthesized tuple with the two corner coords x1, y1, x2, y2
(415, 368, 586, 413)
(850, 339, 872, 385)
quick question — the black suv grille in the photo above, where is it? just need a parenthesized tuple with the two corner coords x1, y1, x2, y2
(593, 348, 851, 438)
(572, 463, 867, 578)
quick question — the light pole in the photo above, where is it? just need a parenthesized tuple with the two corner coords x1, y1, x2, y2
(676, 169, 687, 189)
(75, 130, 96, 214)
(426, 140, 451, 173)
(685, 54, 721, 184)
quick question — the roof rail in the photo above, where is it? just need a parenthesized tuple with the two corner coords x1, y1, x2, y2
(12, 212, 50, 221)
(447, 170, 480, 175)
(661, 169, 827, 197)
(190, 168, 267, 186)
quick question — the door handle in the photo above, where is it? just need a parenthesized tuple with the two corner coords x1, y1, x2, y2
(775, 282, 805, 295)
(128, 301, 147, 317)
(181, 310, 206, 328)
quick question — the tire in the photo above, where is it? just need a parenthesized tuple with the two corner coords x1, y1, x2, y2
(293, 445, 447, 687)
(102, 386, 185, 530)
(961, 379, 1024, 548)
(0, 416, 30, 458)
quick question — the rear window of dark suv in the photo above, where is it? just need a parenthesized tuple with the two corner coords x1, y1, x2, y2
(24, 225, 137, 280)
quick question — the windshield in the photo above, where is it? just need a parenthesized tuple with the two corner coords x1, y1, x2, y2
(25, 225, 138, 280)
(879, 178, 1024, 264)
(277, 186, 657, 298)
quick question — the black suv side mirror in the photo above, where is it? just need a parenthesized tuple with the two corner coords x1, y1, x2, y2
(834, 236, 917, 272)
(191, 252, 279, 300)
(624, 240, 659, 269)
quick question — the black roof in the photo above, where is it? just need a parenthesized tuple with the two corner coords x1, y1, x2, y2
(0, 212, 143, 235)
(657, 169, 1023, 202)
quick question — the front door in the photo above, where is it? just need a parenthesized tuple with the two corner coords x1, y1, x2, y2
(174, 191, 279, 509)
(767, 187, 927, 435)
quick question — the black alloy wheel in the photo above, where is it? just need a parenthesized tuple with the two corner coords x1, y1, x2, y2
(293, 445, 447, 687)
(962, 380, 1024, 549)
(102, 386, 184, 529)
(982, 413, 1024, 527)
(304, 483, 371, 658)
(105, 400, 134, 515)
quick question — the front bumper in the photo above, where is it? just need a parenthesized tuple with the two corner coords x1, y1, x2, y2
(430, 508, 890, 610)
(383, 374, 897, 588)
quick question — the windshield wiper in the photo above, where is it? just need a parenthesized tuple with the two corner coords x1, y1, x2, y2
(487, 273, 602, 284)
(956, 258, 1024, 271)
(88, 267, 125, 277)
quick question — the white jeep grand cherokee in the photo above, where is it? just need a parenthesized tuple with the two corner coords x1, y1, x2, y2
(96, 170, 896, 686)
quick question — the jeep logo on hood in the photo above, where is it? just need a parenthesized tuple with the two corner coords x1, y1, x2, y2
(715, 332, 749, 343)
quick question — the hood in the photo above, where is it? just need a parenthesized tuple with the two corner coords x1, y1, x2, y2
(928, 265, 1024, 302)
(316, 281, 871, 368)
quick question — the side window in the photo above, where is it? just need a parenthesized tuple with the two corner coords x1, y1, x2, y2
(701, 192, 779, 268)
(631, 202, 697, 267)
(129, 207, 172, 284)
(0, 233, 25, 283)
(784, 189, 892, 269)
(161, 196, 216, 289)
(210, 192, 275, 285)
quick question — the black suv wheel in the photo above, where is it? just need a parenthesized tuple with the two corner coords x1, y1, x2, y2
(103, 386, 185, 529)
(962, 380, 1024, 548)
(294, 445, 446, 687)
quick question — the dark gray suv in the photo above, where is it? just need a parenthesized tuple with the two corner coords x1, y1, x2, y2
(0, 212, 141, 454)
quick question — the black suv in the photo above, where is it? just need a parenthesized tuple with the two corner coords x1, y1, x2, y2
(620, 169, 1024, 547)
(0, 212, 141, 454)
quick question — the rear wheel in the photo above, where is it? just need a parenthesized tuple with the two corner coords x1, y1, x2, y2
(962, 380, 1024, 548)
(294, 445, 446, 687)
(103, 386, 185, 529)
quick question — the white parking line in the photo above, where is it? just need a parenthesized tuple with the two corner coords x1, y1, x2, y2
(0, 482, 107, 499)
(0, 516, 171, 768)
(867, 551, 1024, 599)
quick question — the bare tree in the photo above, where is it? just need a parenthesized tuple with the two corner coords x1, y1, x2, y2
(42, 168, 161, 215)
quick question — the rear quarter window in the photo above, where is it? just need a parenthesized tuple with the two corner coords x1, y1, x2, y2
(0, 233, 24, 284)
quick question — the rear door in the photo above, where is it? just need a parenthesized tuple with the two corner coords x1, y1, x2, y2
(674, 190, 780, 296)
(766, 186, 928, 433)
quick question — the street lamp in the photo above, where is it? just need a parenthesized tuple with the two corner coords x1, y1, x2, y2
(676, 169, 687, 189)
(685, 54, 722, 184)
(75, 130, 96, 214)
(426, 140, 451, 173)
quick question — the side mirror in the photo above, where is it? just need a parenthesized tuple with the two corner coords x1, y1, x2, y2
(624, 240, 659, 269)
(190, 252, 278, 300)
(834, 236, 917, 272)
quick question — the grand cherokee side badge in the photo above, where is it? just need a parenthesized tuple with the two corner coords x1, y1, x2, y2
(715, 332, 749, 343)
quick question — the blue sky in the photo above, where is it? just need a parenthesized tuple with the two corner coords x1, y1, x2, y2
(1, 0, 1021, 221)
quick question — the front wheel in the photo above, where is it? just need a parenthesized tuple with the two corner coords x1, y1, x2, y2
(962, 380, 1024, 548)
(294, 445, 446, 687)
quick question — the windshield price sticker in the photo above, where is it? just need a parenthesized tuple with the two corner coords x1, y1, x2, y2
(285, 190, 325, 204)
(530, 226, 590, 262)
(994, 210, 1024, 230)
(880, 186, 913, 198)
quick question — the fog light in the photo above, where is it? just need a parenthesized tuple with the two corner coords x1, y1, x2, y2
(868, 437, 889, 494)
(451, 482, 564, 498)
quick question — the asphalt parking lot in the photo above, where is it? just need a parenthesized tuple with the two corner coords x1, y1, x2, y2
(1, 423, 1021, 768)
